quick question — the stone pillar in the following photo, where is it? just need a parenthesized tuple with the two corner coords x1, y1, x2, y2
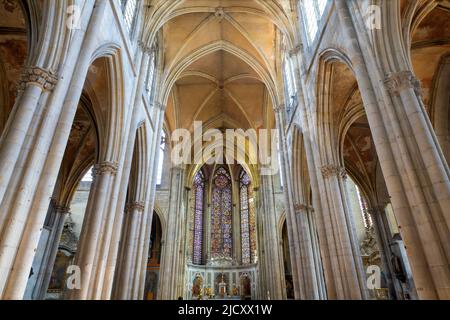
(33, 205, 71, 300)
(101, 43, 151, 300)
(287, 41, 336, 300)
(368, 205, 411, 300)
(288, 37, 333, 301)
(273, 105, 302, 299)
(159, 166, 185, 299)
(70, 161, 118, 300)
(131, 203, 151, 300)
(259, 171, 285, 300)
(0, 1, 103, 300)
(319, 165, 367, 299)
(0, 67, 57, 209)
(336, 0, 450, 299)
(305, 205, 327, 299)
(293, 203, 322, 299)
(136, 102, 166, 300)
(175, 187, 189, 298)
(115, 202, 145, 299)
(0, 69, 57, 298)
(383, 71, 450, 299)
(274, 103, 322, 299)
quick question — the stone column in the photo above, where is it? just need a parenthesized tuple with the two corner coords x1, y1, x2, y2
(319, 165, 367, 299)
(0, 1, 103, 300)
(288, 42, 336, 299)
(175, 187, 189, 298)
(293, 203, 322, 299)
(336, 0, 450, 299)
(115, 202, 145, 299)
(100, 43, 151, 300)
(259, 171, 285, 300)
(0, 67, 57, 209)
(70, 161, 118, 300)
(0, 69, 57, 298)
(368, 206, 408, 300)
(159, 166, 185, 299)
(131, 203, 151, 300)
(135, 101, 167, 300)
(305, 205, 327, 299)
(135, 103, 166, 300)
(289, 40, 332, 300)
(33, 205, 71, 300)
(273, 105, 302, 299)
(383, 71, 450, 298)
(274, 103, 322, 299)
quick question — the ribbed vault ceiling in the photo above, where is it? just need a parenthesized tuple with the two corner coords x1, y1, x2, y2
(155, 0, 295, 133)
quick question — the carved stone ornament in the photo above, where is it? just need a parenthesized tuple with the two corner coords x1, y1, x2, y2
(126, 201, 145, 213)
(321, 164, 347, 179)
(93, 161, 119, 176)
(17, 66, 58, 92)
(215, 7, 225, 20)
(273, 104, 285, 114)
(384, 71, 422, 97)
(289, 44, 303, 57)
(59, 216, 78, 253)
(55, 205, 71, 215)
(293, 203, 314, 214)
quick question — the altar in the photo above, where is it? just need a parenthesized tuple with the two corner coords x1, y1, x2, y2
(186, 263, 257, 300)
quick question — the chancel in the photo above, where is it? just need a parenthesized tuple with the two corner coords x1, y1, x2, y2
(0, 0, 448, 301)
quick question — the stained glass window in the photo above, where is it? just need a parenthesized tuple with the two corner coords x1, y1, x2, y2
(240, 170, 256, 264)
(192, 171, 204, 265)
(211, 167, 232, 259)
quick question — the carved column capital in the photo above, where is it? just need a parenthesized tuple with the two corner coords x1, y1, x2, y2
(17, 66, 58, 92)
(138, 41, 155, 56)
(93, 161, 119, 176)
(293, 203, 314, 214)
(273, 104, 285, 114)
(289, 44, 303, 57)
(55, 205, 71, 215)
(321, 164, 346, 179)
(384, 71, 422, 97)
(126, 201, 145, 213)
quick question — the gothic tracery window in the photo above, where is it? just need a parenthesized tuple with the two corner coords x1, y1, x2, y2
(240, 170, 256, 265)
(192, 171, 205, 265)
(156, 130, 166, 185)
(145, 52, 156, 101)
(121, 0, 138, 35)
(283, 54, 297, 116)
(300, 0, 329, 44)
(211, 167, 233, 259)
